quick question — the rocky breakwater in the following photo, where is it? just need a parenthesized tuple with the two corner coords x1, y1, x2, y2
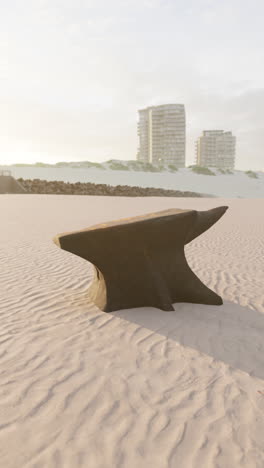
(17, 178, 206, 197)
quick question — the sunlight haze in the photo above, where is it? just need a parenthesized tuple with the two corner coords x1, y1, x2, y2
(1, 0, 264, 169)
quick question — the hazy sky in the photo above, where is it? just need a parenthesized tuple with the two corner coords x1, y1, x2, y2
(1, 0, 264, 169)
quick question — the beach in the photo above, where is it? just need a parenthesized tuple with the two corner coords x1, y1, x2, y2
(0, 195, 264, 467)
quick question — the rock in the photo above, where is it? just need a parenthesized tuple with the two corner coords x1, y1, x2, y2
(17, 178, 206, 198)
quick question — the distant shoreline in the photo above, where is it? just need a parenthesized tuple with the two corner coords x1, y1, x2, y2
(2, 161, 262, 175)
(1, 164, 262, 198)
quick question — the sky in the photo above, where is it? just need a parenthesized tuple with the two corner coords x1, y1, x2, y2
(1, 0, 264, 170)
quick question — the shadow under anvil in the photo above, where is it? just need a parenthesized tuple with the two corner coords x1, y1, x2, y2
(112, 301, 264, 380)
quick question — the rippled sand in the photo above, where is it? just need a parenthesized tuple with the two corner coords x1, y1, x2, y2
(0, 195, 263, 468)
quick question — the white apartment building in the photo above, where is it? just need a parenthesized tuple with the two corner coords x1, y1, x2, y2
(196, 130, 236, 169)
(137, 104, 186, 167)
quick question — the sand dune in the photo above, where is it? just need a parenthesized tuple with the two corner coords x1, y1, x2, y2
(0, 195, 263, 468)
(1, 164, 264, 198)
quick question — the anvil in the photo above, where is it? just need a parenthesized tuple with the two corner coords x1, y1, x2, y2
(53, 206, 228, 312)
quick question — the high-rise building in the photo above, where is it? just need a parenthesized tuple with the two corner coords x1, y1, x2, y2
(196, 130, 236, 169)
(137, 104, 186, 166)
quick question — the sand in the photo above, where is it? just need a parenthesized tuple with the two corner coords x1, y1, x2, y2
(0, 195, 263, 468)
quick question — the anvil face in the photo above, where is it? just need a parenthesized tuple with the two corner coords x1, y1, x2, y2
(53, 206, 228, 312)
